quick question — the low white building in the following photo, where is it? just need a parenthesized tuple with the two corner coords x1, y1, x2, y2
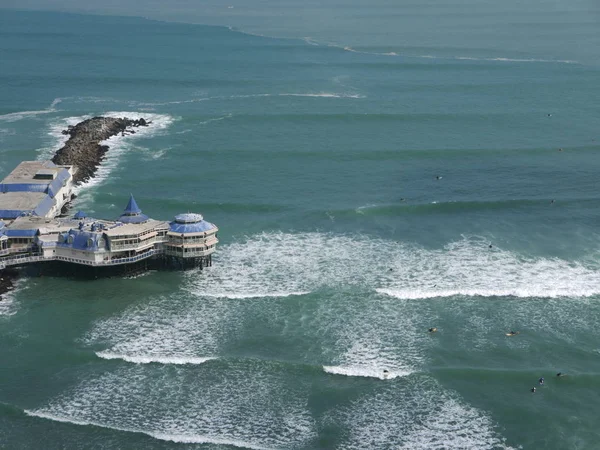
(0, 161, 74, 221)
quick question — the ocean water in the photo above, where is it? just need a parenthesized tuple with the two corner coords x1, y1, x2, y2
(1, 5, 600, 449)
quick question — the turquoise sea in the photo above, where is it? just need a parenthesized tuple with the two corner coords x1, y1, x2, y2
(1, 3, 600, 448)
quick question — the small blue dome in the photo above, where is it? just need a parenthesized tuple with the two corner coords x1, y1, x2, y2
(169, 213, 216, 234)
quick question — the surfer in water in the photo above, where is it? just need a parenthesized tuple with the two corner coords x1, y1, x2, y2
(507, 331, 520, 336)
(428, 327, 438, 333)
(539, 377, 544, 386)
(383, 369, 390, 379)
(556, 372, 565, 377)
(531, 387, 536, 393)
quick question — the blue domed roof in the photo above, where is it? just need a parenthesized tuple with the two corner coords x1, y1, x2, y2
(73, 210, 87, 219)
(118, 194, 148, 224)
(169, 213, 216, 234)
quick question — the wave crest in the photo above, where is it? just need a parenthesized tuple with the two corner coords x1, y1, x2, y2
(96, 351, 215, 365)
(323, 365, 413, 380)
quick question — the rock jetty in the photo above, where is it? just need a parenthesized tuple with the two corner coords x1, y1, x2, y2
(52, 116, 151, 184)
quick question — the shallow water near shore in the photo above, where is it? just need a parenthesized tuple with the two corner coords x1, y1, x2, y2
(1, 6, 600, 449)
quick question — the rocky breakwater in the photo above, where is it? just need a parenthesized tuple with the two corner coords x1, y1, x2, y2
(52, 116, 151, 184)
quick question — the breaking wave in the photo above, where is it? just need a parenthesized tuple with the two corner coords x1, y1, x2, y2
(24, 410, 272, 450)
(0, 279, 28, 317)
(335, 376, 514, 449)
(323, 365, 413, 380)
(96, 352, 216, 366)
(185, 232, 600, 301)
(26, 361, 317, 449)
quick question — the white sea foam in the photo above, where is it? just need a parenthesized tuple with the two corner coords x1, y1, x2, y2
(0, 98, 62, 123)
(0, 279, 28, 316)
(27, 362, 317, 449)
(316, 299, 430, 379)
(376, 237, 600, 300)
(25, 410, 271, 450)
(147, 432, 271, 449)
(96, 351, 215, 365)
(185, 232, 600, 301)
(336, 376, 514, 449)
(0, 293, 17, 316)
(83, 293, 230, 368)
(180, 231, 600, 364)
(25, 410, 93, 426)
(397, 396, 514, 450)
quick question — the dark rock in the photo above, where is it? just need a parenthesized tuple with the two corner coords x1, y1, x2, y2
(0, 269, 18, 300)
(51, 116, 151, 184)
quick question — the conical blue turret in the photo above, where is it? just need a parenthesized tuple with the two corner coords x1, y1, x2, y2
(123, 194, 142, 215)
(73, 210, 87, 219)
(118, 194, 148, 224)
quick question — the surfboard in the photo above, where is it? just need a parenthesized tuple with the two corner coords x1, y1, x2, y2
(505, 332, 520, 336)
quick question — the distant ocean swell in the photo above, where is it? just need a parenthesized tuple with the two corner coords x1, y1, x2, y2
(0, 97, 62, 123)
(228, 27, 576, 64)
(349, 198, 594, 216)
(297, 36, 578, 65)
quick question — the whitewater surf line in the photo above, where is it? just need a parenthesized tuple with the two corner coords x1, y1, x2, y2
(96, 351, 216, 365)
(24, 410, 274, 450)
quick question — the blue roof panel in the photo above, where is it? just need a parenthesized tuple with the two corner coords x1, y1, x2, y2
(47, 168, 71, 198)
(0, 210, 29, 219)
(169, 220, 216, 234)
(5, 229, 38, 237)
(118, 213, 149, 224)
(33, 195, 55, 217)
(0, 183, 48, 193)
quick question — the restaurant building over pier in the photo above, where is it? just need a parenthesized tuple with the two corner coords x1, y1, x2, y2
(0, 161, 218, 274)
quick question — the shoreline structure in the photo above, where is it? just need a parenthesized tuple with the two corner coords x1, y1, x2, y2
(0, 117, 218, 298)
